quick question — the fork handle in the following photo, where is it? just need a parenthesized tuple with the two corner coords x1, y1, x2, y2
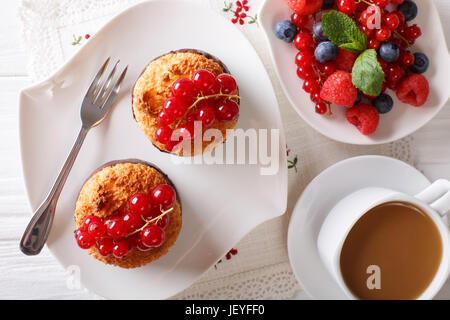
(20, 126, 89, 255)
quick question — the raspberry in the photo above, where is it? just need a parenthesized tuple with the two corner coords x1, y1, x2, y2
(346, 104, 380, 135)
(334, 48, 359, 73)
(320, 71, 357, 108)
(396, 74, 429, 107)
(285, 0, 323, 15)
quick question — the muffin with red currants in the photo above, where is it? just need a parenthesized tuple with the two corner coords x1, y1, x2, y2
(132, 49, 240, 156)
(74, 159, 182, 269)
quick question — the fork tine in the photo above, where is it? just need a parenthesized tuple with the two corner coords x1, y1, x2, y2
(100, 66, 128, 110)
(86, 57, 110, 98)
(94, 60, 120, 106)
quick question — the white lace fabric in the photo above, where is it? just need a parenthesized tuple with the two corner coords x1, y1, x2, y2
(19, 0, 414, 300)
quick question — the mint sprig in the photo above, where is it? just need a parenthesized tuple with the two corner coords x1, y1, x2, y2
(352, 49, 385, 96)
(321, 10, 368, 53)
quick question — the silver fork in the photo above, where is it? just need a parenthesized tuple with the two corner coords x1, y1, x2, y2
(20, 58, 128, 256)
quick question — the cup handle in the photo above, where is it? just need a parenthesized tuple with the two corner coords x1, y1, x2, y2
(415, 179, 450, 217)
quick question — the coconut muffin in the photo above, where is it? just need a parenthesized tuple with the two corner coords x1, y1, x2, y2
(74, 159, 182, 269)
(132, 49, 240, 156)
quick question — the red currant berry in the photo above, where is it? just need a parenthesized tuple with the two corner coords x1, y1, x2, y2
(196, 106, 216, 127)
(163, 97, 186, 119)
(216, 99, 239, 123)
(295, 50, 313, 67)
(293, 32, 313, 51)
(383, 13, 400, 30)
(112, 240, 130, 258)
(359, 24, 374, 38)
(171, 78, 197, 102)
(76, 231, 95, 249)
(97, 238, 114, 257)
(375, 26, 392, 42)
(158, 109, 175, 125)
(122, 211, 144, 232)
(360, 9, 371, 26)
(165, 138, 182, 152)
(296, 65, 315, 80)
(141, 204, 161, 221)
(400, 50, 414, 67)
(315, 102, 328, 114)
(374, 0, 390, 7)
(129, 193, 153, 217)
(87, 219, 106, 238)
(310, 92, 322, 103)
(141, 225, 165, 248)
(192, 69, 216, 93)
(215, 74, 237, 94)
(406, 25, 421, 40)
(151, 185, 176, 210)
(386, 64, 403, 82)
(74, 228, 83, 239)
(157, 214, 170, 230)
(392, 10, 405, 26)
(378, 56, 389, 71)
(82, 215, 99, 231)
(337, 0, 357, 15)
(291, 13, 308, 28)
(155, 125, 173, 145)
(177, 122, 196, 140)
(321, 62, 336, 76)
(368, 38, 381, 50)
(105, 217, 128, 240)
(136, 238, 152, 251)
(185, 108, 198, 123)
(302, 78, 319, 94)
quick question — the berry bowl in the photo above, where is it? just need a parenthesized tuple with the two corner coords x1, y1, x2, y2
(259, 0, 450, 145)
(19, 0, 287, 299)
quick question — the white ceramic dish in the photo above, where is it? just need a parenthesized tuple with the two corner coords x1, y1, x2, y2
(259, 0, 450, 145)
(19, 0, 287, 299)
(287, 155, 450, 299)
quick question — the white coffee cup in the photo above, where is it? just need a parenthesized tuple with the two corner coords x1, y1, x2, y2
(318, 179, 450, 300)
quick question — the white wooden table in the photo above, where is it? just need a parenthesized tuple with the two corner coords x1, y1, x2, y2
(1, 0, 449, 299)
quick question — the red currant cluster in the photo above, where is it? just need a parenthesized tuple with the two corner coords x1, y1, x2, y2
(155, 70, 240, 152)
(356, 1, 421, 91)
(74, 184, 176, 258)
(291, 13, 333, 114)
(291, 0, 421, 114)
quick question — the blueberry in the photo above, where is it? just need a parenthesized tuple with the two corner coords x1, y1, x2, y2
(379, 42, 400, 63)
(322, 0, 334, 9)
(273, 20, 298, 43)
(373, 94, 394, 114)
(410, 52, 429, 74)
(314, 41, 338, 63)
(313, 22, 328, 41)
(398, 0, 418, 22)
(355, 90, 362, 105)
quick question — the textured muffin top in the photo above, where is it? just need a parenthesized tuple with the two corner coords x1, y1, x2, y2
(75, 161, 182, 269)
(132, 50, 239, 156)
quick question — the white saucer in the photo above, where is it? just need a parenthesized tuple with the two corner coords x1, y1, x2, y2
(288, 155, 450, 300)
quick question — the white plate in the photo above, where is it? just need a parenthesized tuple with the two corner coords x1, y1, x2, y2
(259, 0, 450, 145)
(287, 155, 450, 299)
(19, 0, 287, 299)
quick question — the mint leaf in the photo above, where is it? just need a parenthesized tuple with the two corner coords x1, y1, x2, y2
(352, 49, 385, 96)
(321, 10, 368, 53)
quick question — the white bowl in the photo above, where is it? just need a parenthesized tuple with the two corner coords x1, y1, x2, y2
(259, 0, 450, 145)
